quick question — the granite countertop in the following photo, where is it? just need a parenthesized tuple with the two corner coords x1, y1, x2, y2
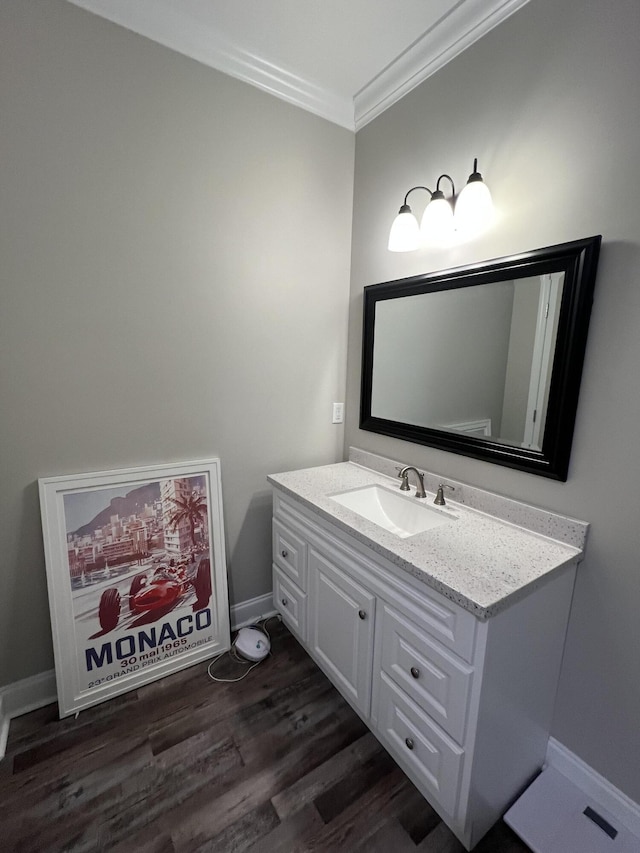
(268, 461, 584, 620)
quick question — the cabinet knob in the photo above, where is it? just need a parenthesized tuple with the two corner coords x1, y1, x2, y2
(410, 667, 420, 679)
(281, 549, 288, 559)
(405, 737, 415, 750)
(281, 597, 288, 606)
(358, 610, 366, 620)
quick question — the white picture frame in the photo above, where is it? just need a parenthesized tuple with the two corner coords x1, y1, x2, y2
(39, 458, 231, 717)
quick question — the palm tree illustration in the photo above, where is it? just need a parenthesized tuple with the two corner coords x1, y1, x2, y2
(167, 493, 207, 547)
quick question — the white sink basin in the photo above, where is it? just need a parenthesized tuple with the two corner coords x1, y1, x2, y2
(330, 485, 455, 538)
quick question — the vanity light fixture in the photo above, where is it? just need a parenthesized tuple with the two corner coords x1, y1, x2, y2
(388, 158, 493, 252)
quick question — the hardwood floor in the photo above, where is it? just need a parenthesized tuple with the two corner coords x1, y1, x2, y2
(1, 621, 531, 852)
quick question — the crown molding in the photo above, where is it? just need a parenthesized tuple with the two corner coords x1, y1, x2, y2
(67, 0, 355, 129)
(68, 0, 530, 133)
(354, 0, 531, 131)
(180, 35, 354, 130)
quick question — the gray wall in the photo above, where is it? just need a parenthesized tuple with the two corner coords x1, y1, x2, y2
(347, 0, 640, 803)
(0, 0, 354, 685)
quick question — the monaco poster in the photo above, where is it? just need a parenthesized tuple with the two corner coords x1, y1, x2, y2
(39, 460, 231, 717)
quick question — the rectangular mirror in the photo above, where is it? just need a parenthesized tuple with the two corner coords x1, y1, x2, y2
(360, 236, 601, 480)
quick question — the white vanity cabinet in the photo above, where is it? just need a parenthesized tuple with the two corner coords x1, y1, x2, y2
(270, 487, 578, 851)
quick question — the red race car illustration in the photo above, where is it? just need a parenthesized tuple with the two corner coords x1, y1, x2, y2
(98, 558, 212, 632)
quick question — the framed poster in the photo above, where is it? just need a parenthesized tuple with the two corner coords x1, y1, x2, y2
(39, 458, 231, 717)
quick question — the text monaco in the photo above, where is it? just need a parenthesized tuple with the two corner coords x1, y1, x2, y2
(85, 608, 212, 672)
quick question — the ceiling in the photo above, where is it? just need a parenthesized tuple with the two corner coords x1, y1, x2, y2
(67, 0, 530, 130)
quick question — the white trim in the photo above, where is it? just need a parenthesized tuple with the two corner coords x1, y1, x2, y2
(523, 273, 562, 449)
(230, 592, 277, 631)
(0, 697, 9, 760)
(441, 417, 492, 437)
(354, 0, 531, 130)
(0, 670, 58, 760)
(545, 737, 640, 839)
(67, 0, 530, 132)
(66, 0, 354, 129)
(0, 669, 57, 719)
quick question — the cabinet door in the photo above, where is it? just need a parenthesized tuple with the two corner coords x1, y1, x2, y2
(308, 547, 376, 718)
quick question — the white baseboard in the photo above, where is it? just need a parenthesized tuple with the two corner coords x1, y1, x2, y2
(230, 591, 277, 631)
(0, 697, 9, 760)
(0, 592, 277, 759)
(545, 737, 640, 839)
(0, 669, 57, 759)
(1, 668, 57, 719)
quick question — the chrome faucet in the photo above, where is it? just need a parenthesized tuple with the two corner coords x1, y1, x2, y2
(398, 466, 427, 499)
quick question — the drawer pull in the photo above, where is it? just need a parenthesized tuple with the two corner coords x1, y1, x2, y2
(405, 737, 415, 751)
(281, 597, 288, 606)
(281, 549, 288, 559)
(358, 610, 367, 620)
(410, 666, 420, 679)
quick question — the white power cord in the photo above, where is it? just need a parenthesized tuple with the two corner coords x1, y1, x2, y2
(207, 615, 278, 683)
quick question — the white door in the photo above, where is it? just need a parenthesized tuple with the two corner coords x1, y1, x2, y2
(523, 273, 563, 448)
(308, 546, 376, 718)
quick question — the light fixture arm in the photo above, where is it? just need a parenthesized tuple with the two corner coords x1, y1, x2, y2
(401, 185, 433, 210)
(434, 174, 456, 200)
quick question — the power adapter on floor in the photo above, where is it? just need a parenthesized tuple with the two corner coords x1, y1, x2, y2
(207, 617, 276, 684)
(233, 626, 271, 661)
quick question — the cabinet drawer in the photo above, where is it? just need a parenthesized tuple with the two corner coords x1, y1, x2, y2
(376, 672, 464, 817)
(273, 518, 308, 590)
(378, 604, 473, 744)
(384, 583, 477, 665)
(273, 564, 307, 641)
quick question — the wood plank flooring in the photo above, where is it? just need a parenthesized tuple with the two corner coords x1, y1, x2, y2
(1, 621, 532, 852)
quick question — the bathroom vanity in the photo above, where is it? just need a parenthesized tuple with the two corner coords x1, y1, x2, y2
(268, 452, 587, 850)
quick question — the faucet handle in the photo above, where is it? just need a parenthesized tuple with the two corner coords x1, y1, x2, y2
(395, 466, 410, 491)
(434, 483, 455, 506)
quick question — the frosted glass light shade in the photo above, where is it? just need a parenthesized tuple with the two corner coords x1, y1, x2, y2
(420, 196, 455, 243)
(455, 177, 493, 235)
(388, 208, 420, 252)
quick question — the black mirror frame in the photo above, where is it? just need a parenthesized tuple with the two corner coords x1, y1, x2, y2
(360, 236, 602, 480)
